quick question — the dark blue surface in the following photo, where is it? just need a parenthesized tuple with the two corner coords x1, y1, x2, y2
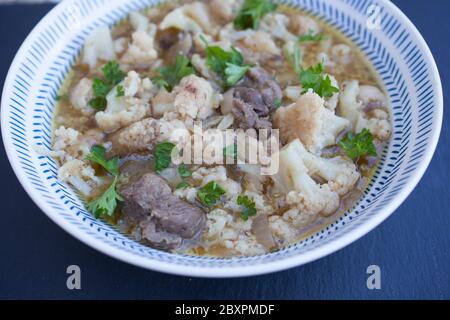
(0, 0, 448, 300)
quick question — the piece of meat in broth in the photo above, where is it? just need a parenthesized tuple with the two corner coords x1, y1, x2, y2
(232, 67, 282, 130)
(120, 173, 206, 250)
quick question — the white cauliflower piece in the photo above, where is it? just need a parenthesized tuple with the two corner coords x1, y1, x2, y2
(204, 209, 265, 256)
(173, 187, 198, 204)
(183, 2, 219, 35)
(209, 0, 238, 22)
(53, 126, 101, 162)
(95, 71, 153, 132)
(121, 24, 158, 65)
(289, 14, 321, 35)
(292, 139, 360, 196)
(273, 91, 350, 153)
(173, 75, 220, 120)
(339, 80, 391, 141)
(192, 166, 228, 186)
(69, 78, 95, 116)
(330, 44, 354, 65)
(129, 11, 149, 31)
(58, 159, 103, 196)
(260, 13, 297, 42)
(82, 26, 115, 68)
(159, 6, 203, 34)
(269, 215, 296, 243)
(273, 139, 341, 225)
(241, 31, 281, 55)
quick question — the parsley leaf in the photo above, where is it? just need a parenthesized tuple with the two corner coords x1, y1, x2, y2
(299, 62, 339, 98)
(116, 85, 125, 97)
(197, 181, 225, 207)
(176, 181, 191, 190)
(225, 63, 251, 86)
(178, 164, 192, 178)
(86, 177, 123, 218)
(338, 129, 377, 160)
(234, 0, 278, 30)
(89, 61, 125, 111)
(202, 37, 251, 87)
(152, 54, 194, 92)
(237, 195, 257, 220)
(298, 31, 327, 43)
(154, 142, 176, 172)
(273, 98, 282, 108)
(223, 144, 238, 160)
(85, 145, 119, 176)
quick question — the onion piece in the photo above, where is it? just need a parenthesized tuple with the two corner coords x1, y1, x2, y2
(251, 214, 276, 250)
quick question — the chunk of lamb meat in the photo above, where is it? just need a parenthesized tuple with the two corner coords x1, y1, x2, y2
(120, 173, 206, 250)
(232, 67, 282, 130)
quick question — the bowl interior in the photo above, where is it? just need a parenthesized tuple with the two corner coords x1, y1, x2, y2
(1, 0, 442, 277)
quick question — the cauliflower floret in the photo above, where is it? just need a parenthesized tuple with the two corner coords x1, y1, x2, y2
(69, 78, 95, 116)
(159, 6, 203, 34)
(204, 209, 265, 256)
(330, 44, 354, 65)
(289, 14, 321, 36)
(183, 2, 219, 35)
(284, 86, 302, 102)
(241, 31, 281, 55)
(173, 187, 198, 204)
(192, 166, 228, 185)
(53, 126, 102, 162)
(292, 139, 360, 196)
(95, 71, 153, 132)
(273, 139, 341, 224)
(173, 75, 221, 120)
(273, 91, 350, 153)
(121, 25, 158, 65)
(110, 117, 190, 155)
(260, 13, 297, 42)
(269, 215, 296, 243)
(209, 0, 238, 22)
(339, 80, 391, 141)
(58, 159, 103, 196)
(82, 26, 115, 69)
(129, 11, 149, 31)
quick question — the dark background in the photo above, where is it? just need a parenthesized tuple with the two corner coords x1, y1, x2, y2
(0, 0, 448, 299)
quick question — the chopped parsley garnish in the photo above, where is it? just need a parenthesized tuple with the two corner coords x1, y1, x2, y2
(339, 129, 377, 160)
(55, 94, 69, 101)
(298, 31, 327, 43)
(154, 142, 177, 172)
(152, 54, 194, 92)
(89, 61, 125, 111)
(273, 98, 282, 108)
(178, 164, 192, 178)
(85, 145, 122, 218)
(116, 85, 125, 97)
(86, 177, 123, 219)
(85, 145, 119, 176)
(223, 144, 238, 160)
(299, 62, 339, 98)
(237, 195, 257, 220)
(176, 181, 191, 190)
(201, 36, 252, 86)
(197, 181, 225, 207)
(234, 0, 278, 30)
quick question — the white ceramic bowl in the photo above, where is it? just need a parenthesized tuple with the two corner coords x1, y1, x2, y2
(1, 0, 443, 277)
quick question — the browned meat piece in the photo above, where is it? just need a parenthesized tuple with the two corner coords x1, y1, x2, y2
(120, 173, 206, 250)
(232, 67, 282, 130)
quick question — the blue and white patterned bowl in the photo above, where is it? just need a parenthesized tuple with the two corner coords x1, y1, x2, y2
(1, 0, 443, 277)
